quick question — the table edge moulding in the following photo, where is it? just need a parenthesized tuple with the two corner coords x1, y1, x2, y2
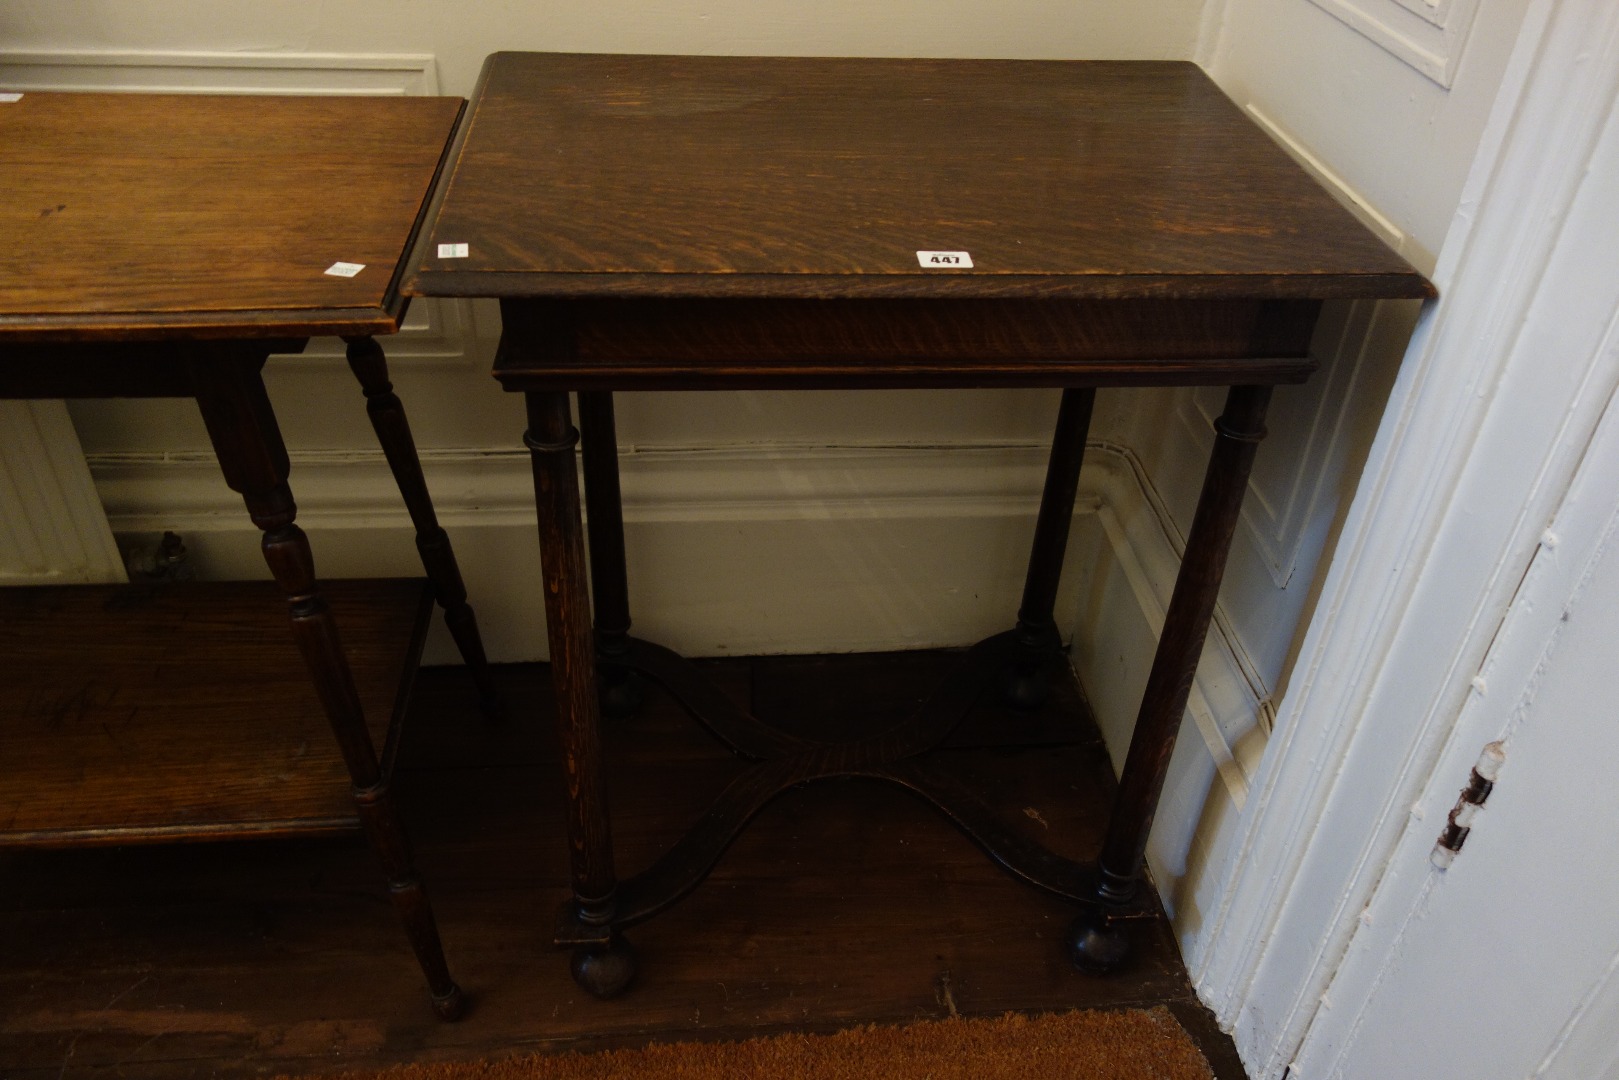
(402, 51, 1435, 999)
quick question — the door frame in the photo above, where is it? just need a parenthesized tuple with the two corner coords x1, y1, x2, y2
(1190, 0, 1619, 1073)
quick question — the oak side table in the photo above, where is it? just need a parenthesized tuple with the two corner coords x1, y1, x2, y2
(0, 91, 492, 1018)
(407, 52, 1434, 998)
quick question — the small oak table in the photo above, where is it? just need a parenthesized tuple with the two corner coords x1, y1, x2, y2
(0, 90, 493, 1018)
(407, 52, 1433, 997)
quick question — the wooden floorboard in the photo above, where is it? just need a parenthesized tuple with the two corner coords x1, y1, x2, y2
(0, 653, 1246, 1079)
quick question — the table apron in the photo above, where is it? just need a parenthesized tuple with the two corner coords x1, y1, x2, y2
(490, 297, 1322, 392)
(0, 339, 306, 399)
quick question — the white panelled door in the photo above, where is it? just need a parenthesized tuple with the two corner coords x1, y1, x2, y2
(1207, 0, 1619, 1073)
(1293, 373, 1619, 1079)
(1274, 0, 1619, 1071)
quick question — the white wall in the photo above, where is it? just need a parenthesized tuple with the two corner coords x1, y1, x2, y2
(0, 1, 1203, 73)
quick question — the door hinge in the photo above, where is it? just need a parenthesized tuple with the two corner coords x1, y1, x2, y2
(1430, 742, 1506, 869)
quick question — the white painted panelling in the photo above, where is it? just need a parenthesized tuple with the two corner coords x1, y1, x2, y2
(1203, 0, 1530, 272)
(1176, 300, 1392, 588)
(0, 402, 125, 585)
(1539, 950, 1619, 1080)
(0, 49, 438, 95)
(1306, 0, 1482, 86)
(1119, 100, 1422, 710)
(1297, 364, 1619, 1079)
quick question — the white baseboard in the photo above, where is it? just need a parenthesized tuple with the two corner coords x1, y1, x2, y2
(88, 439, 1265, 795)
(89, 439, 1066, 530)
(0, 48, 439, 95)
(90, 440, 1079, 661)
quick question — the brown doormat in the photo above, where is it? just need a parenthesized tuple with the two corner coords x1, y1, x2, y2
(292, 1008, 1214, 1080)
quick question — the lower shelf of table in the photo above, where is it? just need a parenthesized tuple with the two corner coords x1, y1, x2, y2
(0, 578, 432, 848)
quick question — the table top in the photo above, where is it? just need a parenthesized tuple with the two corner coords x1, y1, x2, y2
(407, 53, 1432, 302)
(0, 92, 464, 343)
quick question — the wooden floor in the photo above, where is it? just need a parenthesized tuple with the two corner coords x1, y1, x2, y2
(0, 652, 1245, 1079)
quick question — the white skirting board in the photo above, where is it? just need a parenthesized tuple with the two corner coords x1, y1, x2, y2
(89, 437, 1266, 940)
(89, 440, 1068, 652)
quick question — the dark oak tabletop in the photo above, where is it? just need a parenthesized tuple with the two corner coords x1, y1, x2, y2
(407, 53, 1432, 302)
(0, 92, 465, 343)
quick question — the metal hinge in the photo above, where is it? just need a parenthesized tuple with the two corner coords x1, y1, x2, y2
(1430, 742, 1506, 869)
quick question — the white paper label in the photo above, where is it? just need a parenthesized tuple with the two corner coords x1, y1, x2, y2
(0, 93, 23, 103)
(324, 261, 366, 278)
(438, 242, 469, 259)
(917, 250, 973, 268)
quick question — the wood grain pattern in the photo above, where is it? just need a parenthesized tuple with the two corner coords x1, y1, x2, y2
(0, 580, 431, 846)
(410, 54, 1432, 302)
(492, 297, 1322, 390)
(525, 393, 620, 917)
(0, 93, 464, 341)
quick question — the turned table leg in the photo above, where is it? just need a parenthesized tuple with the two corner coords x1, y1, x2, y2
(525, 390, 636, 998)
(1005, 387, 1096, 709)
(1070, 384, 1272, 973)
(344, 335, 500, 718)
(189, 348, 464, 1019)
(577, 390, 643, 718)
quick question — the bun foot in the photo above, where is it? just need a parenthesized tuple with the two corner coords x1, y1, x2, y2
(430, 982, 467, 1021)
(1000, 665, 1050, 711)
(1067, 908, 1130, 974)
(571, 936, 637, 998)
(600, 670, 644, 719)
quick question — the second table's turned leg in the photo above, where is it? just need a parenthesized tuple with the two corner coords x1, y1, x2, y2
(1069, 384, 1272, 973)
(344, 335, 500, 718)
(189, 349, 464, 1020)
(1005, 387, 1096, 709)
(525, 390, 637, 998)
(577, 391, 643, 718)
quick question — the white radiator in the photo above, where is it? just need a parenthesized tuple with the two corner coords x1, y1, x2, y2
(0, 400, 126, 584)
